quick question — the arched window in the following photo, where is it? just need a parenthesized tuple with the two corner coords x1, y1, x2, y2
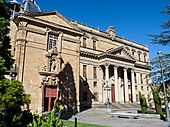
(143, 53, 147, 62)
(137, 51, 142, 61)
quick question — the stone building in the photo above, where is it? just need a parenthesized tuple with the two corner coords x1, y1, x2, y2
(10, 0, 151, 113)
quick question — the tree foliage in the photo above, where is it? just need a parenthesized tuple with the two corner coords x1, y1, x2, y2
(149, 54, 170, 95)
(0, 56, 6, 79)
(0, 1, 32, 126)
(139, 92, 147, 113)
(150, 85, 163, 115)
(149, 5, 170, 46)
(0, 0, 14, 69)
(0, 79, 31, 127)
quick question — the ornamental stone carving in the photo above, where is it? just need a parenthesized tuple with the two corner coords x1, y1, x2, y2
(106, 26, 116, 39)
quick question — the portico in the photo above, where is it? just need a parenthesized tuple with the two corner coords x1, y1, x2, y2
(80, 46, 139, 107)
(98, 63, 136, 104)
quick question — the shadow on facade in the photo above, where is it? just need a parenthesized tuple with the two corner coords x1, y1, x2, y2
(58, 63, 77, 119)
(79, 76, 94, 112)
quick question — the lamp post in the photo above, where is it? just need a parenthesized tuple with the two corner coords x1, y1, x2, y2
(10, 64, 18, 80)
(157, 50, 170, 121)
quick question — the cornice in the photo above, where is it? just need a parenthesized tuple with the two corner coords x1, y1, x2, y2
(134, 63, 151, 70)
(16, 15, 83, 36)
(80, 51, 136, 63)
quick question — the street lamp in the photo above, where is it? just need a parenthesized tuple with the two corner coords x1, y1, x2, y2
(10, 64, 18, 80)
(157, 50, 170, 121)
(105, 80, 110, 105)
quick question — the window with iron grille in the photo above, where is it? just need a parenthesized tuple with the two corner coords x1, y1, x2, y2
(48, 34, 58, 50)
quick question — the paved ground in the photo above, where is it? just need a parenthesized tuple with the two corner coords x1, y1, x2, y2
(69, 108, 170, 127)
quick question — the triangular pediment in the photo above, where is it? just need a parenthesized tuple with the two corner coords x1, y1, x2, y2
(105, 46, 136, 61)
(32, 11, 77, 29)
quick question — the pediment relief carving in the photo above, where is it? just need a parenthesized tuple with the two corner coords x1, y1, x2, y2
(105, 46, 136, 61)
(80, 46, 136, 62)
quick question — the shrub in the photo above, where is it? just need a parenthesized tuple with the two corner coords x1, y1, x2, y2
(150, 85, 163, 115)
(27, 99, 64, 127)
(139, 92, 147, 113)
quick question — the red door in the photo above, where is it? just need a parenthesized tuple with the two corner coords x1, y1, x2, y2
(111, 84, 115, 103)
(44, 86, 58, 112)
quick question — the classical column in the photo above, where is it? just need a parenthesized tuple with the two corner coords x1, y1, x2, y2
(105, 64, 110, 103)
(98, 66, 103, 103)
(114, 66, 119, 103)
(131, 69, 136, 102)
(124, 67, 129, 102)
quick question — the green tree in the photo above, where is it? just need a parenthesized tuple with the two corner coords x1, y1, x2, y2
(0, 1, 32, 126)
(149, 5, 170, 46)
(0, 56, 6, 79)
(0, 79, 31, 127)
(149, 54, 170, 92)
(0, 0, 14, 70)
(149, 5, 170, 96)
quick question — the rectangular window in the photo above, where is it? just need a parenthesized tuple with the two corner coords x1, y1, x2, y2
(83, 92, 88, 101)
(141, 74, 143, 84)
(134, 72, 137, 83)
(83, 65, 87, 78)
(93, 66, 97, 79)
(135, 85, 137, 90)
(83, 38, 86, 47)
(48, 34, 58, 50)
(93, 40, 96, 50)
(94, 92, 99, 102)
(141, 86, 144, 90)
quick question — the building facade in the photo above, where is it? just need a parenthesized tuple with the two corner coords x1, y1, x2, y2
(10, 2, 151, 113)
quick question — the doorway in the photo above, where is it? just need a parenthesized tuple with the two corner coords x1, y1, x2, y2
(111, 84, 115, 103)
(44, 86, 58, 112)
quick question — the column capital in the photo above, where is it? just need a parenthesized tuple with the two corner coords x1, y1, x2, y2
(131, 68, 135, 73)
(114, 65, 119, 69)
(123, 67, 128, 71)
(105, 63, 110, 67)
(97, 65, 102, 70)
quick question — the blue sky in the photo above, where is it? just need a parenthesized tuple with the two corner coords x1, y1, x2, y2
(22, 0, 170, 59)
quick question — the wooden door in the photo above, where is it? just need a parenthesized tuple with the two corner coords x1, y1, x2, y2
(111, 84, 115, 103)
(44, 86, 58, 112)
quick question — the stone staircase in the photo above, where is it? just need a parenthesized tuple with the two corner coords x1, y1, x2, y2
(93, 103, 141, 112)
